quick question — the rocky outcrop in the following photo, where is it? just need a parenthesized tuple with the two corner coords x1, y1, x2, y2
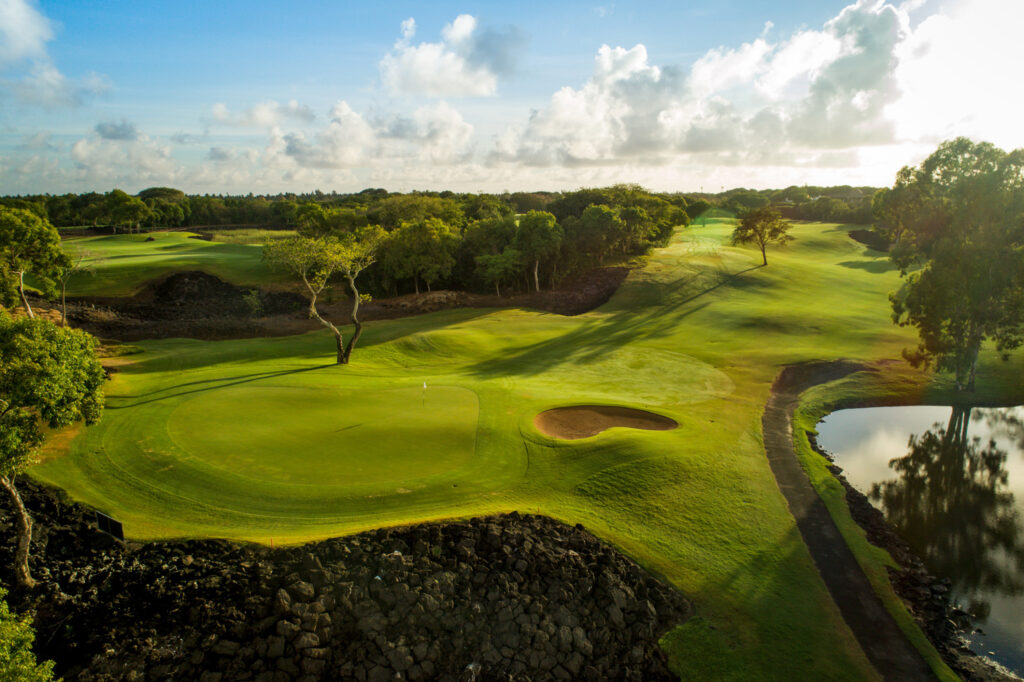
(1, 479, 690, 681)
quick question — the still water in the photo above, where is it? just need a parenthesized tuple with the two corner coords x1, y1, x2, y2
(816, 405, 1024, 675)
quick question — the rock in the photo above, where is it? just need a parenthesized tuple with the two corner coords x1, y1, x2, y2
(292, 632, 319, 650)
(288, 581, 316, 602)
(212, 639, 240, 656)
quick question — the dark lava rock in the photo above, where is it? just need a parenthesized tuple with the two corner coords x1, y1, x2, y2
(2, 478, 691, 681)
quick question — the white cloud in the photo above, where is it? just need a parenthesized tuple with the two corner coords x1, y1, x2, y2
(211, 99, 316, 127)
(379, 14, 524, 97)
(0, 0, 51, 64)
(0, 0, 109, 107)
(490, 0, 1023, 185)
(68, 129, 181, 187)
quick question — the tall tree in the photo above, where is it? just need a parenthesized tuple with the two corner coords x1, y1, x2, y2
(515, 211, 562, 291)
(263, 231, 380, 364)
(475, 248, 522, 297)
(103, 189, 151, 233)
(0, 208, 68, 318)
(731, 206, 792, 266)
(886, 138, 1024, 391)
(0, 313, 105, 587)
(385, 218, 458, 294)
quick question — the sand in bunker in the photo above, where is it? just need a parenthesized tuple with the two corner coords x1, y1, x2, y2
(534, 405, 678, 440)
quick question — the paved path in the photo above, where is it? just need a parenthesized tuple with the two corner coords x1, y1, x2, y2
(761, 361, 936, 681)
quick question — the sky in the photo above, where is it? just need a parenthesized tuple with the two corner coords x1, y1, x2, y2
(0, 0, 1021, 195)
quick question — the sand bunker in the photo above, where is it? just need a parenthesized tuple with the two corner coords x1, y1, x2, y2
(534, 405, 678, 440)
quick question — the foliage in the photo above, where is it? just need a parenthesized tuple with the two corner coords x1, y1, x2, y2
(514, 211, 562, 291)
(0, 313, 105, 476)
(475, 248, 522, 296)
(731, 206, 792, 265)
(381, 218, 458, 293)
(885, 137, 1024, 390)
(0, 588, 56, 682)
(0, 208, 68, 314)
(263, 230, 380, 363)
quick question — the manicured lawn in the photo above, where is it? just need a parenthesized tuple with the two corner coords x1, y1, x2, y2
(36, 217, 989, 679)
(60, 231, 285, 296)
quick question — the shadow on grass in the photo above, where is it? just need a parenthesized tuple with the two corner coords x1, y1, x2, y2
(107, 364, 334, 408)
(469, 264, 762, 379)
(838, 259, 898, 274)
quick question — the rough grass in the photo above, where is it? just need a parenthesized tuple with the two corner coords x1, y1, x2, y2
(59, 232, 285, 296)
(35, 216, 993, 679)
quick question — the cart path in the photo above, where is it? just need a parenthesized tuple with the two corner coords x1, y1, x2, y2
(761, 361, 935, 681)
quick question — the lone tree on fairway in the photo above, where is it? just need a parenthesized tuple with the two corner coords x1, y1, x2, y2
(0, 313, 104, 588)
(264, 230, 380, 364)
(884, 137, 1024, 391)
(731, 206, 792, 266)
(0, 208, 69, 318)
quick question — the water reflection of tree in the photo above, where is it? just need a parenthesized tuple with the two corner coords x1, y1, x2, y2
(871, 406, 1024, 616)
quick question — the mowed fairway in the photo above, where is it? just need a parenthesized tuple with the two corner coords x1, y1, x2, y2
(35, 217, 977, 680)
(60, 231, 283, 296)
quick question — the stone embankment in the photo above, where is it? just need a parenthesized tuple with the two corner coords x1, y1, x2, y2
(1, 480, 690, 681)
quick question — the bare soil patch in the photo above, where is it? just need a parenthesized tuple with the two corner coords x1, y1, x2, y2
(534, 405, 678, 440)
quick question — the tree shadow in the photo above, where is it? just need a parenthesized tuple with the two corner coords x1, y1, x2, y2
(107, 364, 334, 408)
(469, 264, 762, 379)
(837, 259, 898, 274)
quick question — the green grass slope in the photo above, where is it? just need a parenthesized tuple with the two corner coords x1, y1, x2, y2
(35, 217, 983, 679)
(61, 232, 283, 296)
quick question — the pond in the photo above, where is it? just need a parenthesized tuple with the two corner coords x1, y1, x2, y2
(816, 405, 1024, 675)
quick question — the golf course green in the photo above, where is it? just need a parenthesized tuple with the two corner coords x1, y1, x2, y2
(35, 215, 1014, 679)
(61, 231, 283, 296)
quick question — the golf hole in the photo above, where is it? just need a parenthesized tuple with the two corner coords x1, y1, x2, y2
(534, 405, 678, 440)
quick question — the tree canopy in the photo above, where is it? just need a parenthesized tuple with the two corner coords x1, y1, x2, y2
(0, 588, 55, 681)
(263, 231, 380, 364)
(884, 137, 1024, 390)
(0, 207, 68, 317)
(731, 206, 792, 266)
(0, 313, 105, 587)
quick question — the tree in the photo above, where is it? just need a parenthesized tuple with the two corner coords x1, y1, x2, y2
(515, 211, 562, 291)
(0, 313, 105, 587)
(0, 588, 56, 681)
(475, 248, 522, 296)
(263, 230, 380, 364)
(103, 189, 151, 233)
(55, 248, 99, 327)
(731, 206, 792, 265)
(385, 218, 458, 293)
(885, 138, 1024, 391)
(0, 208, 68, 318)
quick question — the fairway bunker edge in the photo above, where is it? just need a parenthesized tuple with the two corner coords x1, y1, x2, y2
(534, 405, 678, 440)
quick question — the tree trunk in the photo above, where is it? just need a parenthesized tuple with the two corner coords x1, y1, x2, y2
(533, 259, 540, 292)
(414, 277, 420, 295)
(760, 245, 767, 266)
(0, 475, 35, 588)
(426, 280, 431, 293)
(495, 282, 500, 297)
(341, 275, 362, 365)
(306, 293, 345, 365)
(61, 280, 68, 327)
(18, 270, 34, 319)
